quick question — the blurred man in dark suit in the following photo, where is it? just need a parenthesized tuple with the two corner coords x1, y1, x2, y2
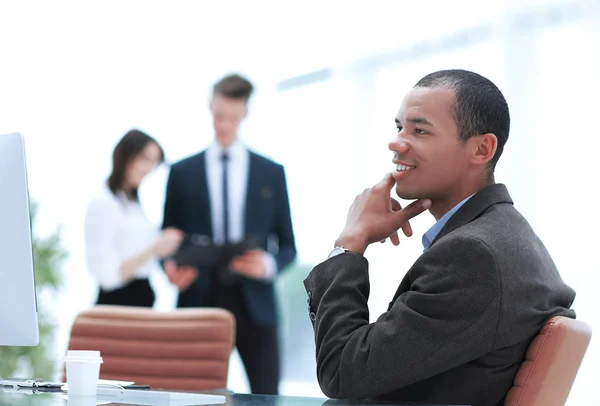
(162, 74, 296, 395)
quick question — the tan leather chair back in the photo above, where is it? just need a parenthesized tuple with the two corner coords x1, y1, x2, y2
(505, 316, 592, 406)
(66, 305, 235, 391)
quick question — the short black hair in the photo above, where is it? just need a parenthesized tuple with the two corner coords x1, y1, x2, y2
(415, 69, 510, 176)
(107, 129, 164, 202)
(213, 73, 254, 102)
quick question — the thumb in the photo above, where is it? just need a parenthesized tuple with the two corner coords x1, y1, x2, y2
(164, 259, 177, 273)
(392, 199, 431, 228)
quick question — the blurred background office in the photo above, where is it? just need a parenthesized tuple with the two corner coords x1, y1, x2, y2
(0, 0, 598, 404)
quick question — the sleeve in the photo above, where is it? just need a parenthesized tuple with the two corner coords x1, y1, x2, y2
(162, 165, 180, 230)
(303, 236, 501, 399)
(272, 165, 297, 273)
(261, 251, 277, 280)
(84, 198, 124, 291)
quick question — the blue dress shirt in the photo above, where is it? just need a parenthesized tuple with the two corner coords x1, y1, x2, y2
(422, 195, 474, 250)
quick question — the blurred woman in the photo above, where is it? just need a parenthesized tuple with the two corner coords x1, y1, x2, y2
(84, 129, 183, 307)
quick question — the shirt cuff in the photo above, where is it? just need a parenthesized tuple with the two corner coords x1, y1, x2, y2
(262, 252, 278, 280)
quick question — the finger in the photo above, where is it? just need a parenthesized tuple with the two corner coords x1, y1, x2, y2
(376, 172, 395, 191)
(231, 265, 248, 276)
(179, 271, 197, 290)
(236, 253, 258, 262)
(390, 231, 400, 245)
(246, 254, 263, 263)
(401, 220, 413, 237)
(237, 255, 262, 266)
(230, 259, 246, 271)
(390, 198, 412, 237)
(174, 271, 191, 289)
(231, 257, 249, 268)
(164, 260, 177, 273)
(393, 199, 431, 228)
(166, 270, 178, 284)
(169, 272, 184, 287)
(181, 266, 197, 273)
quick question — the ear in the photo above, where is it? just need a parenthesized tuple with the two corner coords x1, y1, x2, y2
(469, 133, 497, 166)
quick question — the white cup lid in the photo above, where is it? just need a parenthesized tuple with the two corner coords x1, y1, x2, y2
(64, 358, 103, 364)
(67, 350, 100, 357)
(65, 350, 101, 360)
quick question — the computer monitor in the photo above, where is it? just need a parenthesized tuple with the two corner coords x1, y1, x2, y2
(0, 133, 39, 346)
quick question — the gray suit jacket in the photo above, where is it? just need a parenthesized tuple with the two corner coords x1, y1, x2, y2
(304, 184, 575, 406)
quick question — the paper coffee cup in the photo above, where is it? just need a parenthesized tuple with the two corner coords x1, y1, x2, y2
(64, 350, 103, 396)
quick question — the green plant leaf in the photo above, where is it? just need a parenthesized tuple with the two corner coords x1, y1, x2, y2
(0, 201, 66, 379)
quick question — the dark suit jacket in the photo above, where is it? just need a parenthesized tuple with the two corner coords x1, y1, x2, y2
(163, 149, 296, 327)
(304, 184, 575, 406)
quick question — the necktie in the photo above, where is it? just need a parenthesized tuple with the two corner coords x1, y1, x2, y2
(220, 151, 230, 244)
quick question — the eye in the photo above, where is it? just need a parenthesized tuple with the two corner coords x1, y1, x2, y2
(396, 126, 403, 133)
(415, 128, 428, 135)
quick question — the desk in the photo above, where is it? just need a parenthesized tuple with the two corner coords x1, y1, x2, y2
(0, 389, 467, 406)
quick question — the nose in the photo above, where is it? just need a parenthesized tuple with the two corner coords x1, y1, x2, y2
(388, 133, 410, 154)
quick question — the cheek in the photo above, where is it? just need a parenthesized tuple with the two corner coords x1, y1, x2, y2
(129, 162, 143, 177)
(423, 146, 465, 175)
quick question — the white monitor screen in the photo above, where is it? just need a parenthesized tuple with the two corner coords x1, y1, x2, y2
(0, 133, 39, 346)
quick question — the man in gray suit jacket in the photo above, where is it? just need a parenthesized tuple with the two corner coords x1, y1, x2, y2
(304, 70, 575, 406)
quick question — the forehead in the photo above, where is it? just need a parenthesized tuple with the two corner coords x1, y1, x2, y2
(141, 142, 161, 159)
(396, 86, 456, 125)
(211, 94, 246, 115)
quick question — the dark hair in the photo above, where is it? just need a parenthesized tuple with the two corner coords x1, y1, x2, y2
(212, 73, 254, 102)
(107, 129, 164, 201)
(414, 69, 510, 178)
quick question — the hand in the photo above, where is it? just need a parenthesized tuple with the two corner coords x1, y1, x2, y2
(230, 249, 267, 280)
(380, 199, 414, 245)
(153, 228, 184, 258)
(164, 260, 198, 291)
(336, 173, 431, 255)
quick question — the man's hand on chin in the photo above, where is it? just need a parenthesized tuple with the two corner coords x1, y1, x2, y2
(336, 173, 431, 255)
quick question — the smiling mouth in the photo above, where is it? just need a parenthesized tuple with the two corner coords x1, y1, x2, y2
(393, 163, 416, 180)
(396, 163, 416, 172)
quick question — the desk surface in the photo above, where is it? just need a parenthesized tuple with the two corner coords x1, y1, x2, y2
(0, 388, 466, 406)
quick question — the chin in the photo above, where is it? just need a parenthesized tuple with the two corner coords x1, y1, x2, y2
(217, 133, 234, 146)
(395, 186, 431, 201)
(395, 186, 418, 200)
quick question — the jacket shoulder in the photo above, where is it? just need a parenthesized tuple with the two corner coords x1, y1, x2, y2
(249, 150, 284, 171)
(171, 151, 205, 172)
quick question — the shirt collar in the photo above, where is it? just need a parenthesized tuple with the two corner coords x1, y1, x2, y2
(207, 139, 246, 162)
(422, 194, 474, 251)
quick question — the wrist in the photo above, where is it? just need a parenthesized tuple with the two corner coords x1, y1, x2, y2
(149, 243, 163, 259)
(335, 232, 368, 255)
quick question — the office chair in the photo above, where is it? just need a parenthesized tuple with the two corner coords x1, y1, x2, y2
(504, 315, 592, 406)
(66, 305, 235, 391)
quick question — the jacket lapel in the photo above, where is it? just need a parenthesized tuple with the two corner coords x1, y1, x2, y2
(190, 151, 213, 239)
(244, 152, 259, 237)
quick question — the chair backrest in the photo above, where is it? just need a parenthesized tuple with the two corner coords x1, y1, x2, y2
(504, 315, 592, 406)
(66, 305, 235, 391)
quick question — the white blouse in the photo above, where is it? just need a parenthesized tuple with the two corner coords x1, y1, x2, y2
(84, 185, 159, 291)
